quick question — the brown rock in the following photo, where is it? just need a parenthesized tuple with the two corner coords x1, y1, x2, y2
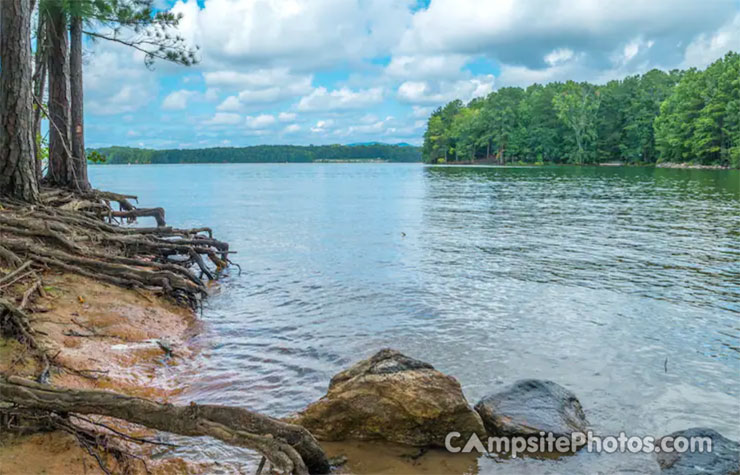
(293, 349, 485, 447)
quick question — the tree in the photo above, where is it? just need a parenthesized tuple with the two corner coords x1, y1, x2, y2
(43, 0, 74, 188)
(36, 0, 198, 191)
(422, 113, 448, 163)
(552, 81, 601, 164)
(655, 53, 739, 166)
(70, 13, 89, 190)
(0, 0, 40, 202)
(420, 52, 738, 168)
(450, 107, 480, 161)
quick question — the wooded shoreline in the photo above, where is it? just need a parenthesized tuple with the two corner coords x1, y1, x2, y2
(426, 160, 737, 170)
(422, 52, 739, 169)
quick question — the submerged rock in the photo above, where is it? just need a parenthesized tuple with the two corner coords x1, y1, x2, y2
(474, 379, 588, 437)
(292, 349, 485, 446)
(655, 428, 739, 475)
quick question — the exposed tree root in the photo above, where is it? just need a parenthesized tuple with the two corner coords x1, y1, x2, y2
(0, 187, 331, 474)
(0, 187, 234, 308)
(0, 375, 330, 474)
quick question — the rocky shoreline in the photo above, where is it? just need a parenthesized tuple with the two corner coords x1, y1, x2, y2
(296, 349, 740, 475)
(3, 310, 739, 474)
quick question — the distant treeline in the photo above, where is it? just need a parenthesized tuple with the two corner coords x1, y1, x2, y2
(95, 144, 421, 164)
(422, 52, 739, 168)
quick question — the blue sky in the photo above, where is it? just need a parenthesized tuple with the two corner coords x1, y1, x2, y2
(83, 0, 740, 149)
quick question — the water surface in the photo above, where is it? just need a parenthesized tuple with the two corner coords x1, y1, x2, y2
(90, 164, 740, 473)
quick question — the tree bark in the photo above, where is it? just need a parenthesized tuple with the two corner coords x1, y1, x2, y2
(0, 0, 40, 202)
(69, 15, 90, 191)
(45, 2, 74, 188)
(0, 375, 331, 474)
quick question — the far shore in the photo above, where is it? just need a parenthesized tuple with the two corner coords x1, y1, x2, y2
(88, 160, 738, 170)
(426, 159, 736, 170)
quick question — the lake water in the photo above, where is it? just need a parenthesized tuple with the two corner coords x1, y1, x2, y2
(89, 163, 740, 474)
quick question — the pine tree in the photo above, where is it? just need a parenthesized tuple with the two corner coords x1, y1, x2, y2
(1, 0, 40, 201)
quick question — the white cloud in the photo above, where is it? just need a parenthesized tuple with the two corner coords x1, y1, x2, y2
(171, 0, 413, 69)
(217, 96, 242, 112)
(162, 89, 199, 110)
(246, 114, 276, 129)
(204, 112, 242, 126)
(411, 105, 434, 118)
(204, 68, 310, 90)
(283, 124, 301, 133)
(204, 88, 220, 101)
(397, 76, 494, 104)
(297, 87, 384, 111)
(544, 48, 574, 66)
(205, 68, 313, 108)
(85, 42, 157, 115)
(310, 119, 334, 133)
(682, 13, 740, 68)
(278, 112, 297, 122)
(398, 0, 735, 68)
(385, 54, 469, 80)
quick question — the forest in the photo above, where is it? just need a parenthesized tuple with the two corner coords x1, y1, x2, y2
(94, 144, 422, 164)
(422, 52, 740, 168)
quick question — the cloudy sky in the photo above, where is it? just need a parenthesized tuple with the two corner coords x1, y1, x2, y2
(84, 0, 740, 149)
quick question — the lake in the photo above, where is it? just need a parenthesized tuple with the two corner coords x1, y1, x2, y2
(89, 163, 740, 473)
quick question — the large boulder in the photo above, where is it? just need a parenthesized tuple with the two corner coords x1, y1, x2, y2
(656, 428, 739, 475)
(292, 349, 486, 446)
(474, 379, 588, 437)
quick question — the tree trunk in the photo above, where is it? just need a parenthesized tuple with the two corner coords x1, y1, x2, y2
(45, 3, 74, 188)
(0, 375, 331, 474)
(0, 0, 40, 202)
(69, 15, 90, 191)
(32, 15, 47, 182)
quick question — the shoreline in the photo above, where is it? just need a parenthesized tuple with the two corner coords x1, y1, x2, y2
(90, 160, 738, 169)
(0, 272, 214, 474)
(426, 160, 736, 170)
(0, 271, 481, 475)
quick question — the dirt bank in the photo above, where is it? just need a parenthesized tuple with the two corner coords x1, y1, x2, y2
(0, 270, 213, 474)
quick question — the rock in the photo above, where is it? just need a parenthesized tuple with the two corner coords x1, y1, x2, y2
(656, 428, 739, 475)
(474, 379, 588, 437)
(292, 349, 486, 446)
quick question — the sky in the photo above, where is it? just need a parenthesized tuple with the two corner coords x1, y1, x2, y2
(83, 0, 740, 149)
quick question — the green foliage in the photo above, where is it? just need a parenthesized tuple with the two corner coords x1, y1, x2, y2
(552, 81, 601, 164)
(35, 133, 49, 163)
(422, 52, 738, 168)
(86, 150, 107, 163)
(92, 144, 422, 164)
(42, 0, 199, 67)
(655, 52, 740, 167)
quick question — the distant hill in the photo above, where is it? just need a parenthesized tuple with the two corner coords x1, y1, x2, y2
(93, 144, 422, 164)
(347, 141, 414, 147)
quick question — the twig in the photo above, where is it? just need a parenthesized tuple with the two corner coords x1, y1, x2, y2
(0, 261, 33, 286)
(70, 414, 179, 447)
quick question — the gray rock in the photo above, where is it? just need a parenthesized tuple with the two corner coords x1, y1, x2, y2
(291, 349, 486, 447)
(656, 428, 739, 475)
(474, 379, 588, 437)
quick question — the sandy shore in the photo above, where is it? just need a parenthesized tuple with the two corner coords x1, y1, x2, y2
(0, 271, 213, 474)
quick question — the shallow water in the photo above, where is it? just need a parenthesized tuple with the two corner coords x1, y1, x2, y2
(90, 163, 740, 473)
